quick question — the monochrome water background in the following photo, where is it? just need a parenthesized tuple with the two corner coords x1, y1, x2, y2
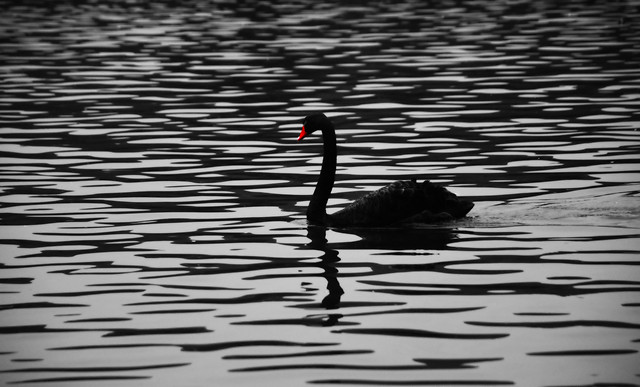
(1, 0, 640, 386)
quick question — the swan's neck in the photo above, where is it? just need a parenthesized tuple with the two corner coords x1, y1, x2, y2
(307, 124, 337, 225)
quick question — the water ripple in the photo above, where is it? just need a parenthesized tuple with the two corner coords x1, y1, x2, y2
(1, 0, 639, 386)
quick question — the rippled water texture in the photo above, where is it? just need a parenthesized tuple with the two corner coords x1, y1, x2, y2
(1, 0, 640, 386)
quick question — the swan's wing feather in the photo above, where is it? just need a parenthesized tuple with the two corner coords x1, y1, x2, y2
(330, 180, 473, 227)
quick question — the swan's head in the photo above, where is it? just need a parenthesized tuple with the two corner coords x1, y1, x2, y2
(298, 113, 331, 141)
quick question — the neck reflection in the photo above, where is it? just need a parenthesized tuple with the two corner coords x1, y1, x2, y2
(306, 225, 344, 312)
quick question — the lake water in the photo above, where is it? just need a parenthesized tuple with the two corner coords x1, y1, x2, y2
(1, 0, 640, 386)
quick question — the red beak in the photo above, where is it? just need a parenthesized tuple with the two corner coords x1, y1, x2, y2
(297, 125, 307, 141)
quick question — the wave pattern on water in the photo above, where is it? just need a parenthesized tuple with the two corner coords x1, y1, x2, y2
(1, 0, 640, 386)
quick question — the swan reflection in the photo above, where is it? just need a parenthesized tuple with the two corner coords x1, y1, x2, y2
(305, 225, 343, 312)
(305, 222, 463, 317)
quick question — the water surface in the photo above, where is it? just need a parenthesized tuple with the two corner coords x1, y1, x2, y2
(1, 1, 640, 386)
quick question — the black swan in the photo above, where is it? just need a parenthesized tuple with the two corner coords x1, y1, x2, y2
(298, 113, 474, 227)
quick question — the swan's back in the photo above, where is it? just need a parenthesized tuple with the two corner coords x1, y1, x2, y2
(329, 180, 473, 227)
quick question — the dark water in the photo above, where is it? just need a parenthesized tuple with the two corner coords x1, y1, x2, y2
(1, 0, 640, 386)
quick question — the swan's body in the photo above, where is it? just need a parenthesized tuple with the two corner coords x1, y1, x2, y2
(298, 113, 474, 227)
